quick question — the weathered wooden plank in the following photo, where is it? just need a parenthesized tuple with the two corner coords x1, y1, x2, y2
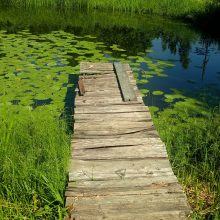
(82, 73, 115, 79)
(83, 85, 138, 94)
(84, 85, 119, 92)
(78, 78, 85, 96)
(75, 105, 149, 114)
(84, 88, 120, 94)
(81, 70, 114, 74)
(74, 131, 159, 139)
(74, 126, 157, 137)
(65, 194, 190, 213)
(75, 96, 123, 105)
(74, 121, 153, 130)
(122, 63, 142, 97)
(69, 159, 173, 181)
(75, 97, 143, 106)
(66, 210, 189, 220)
(85, 89, 121, 94)
(83, 85, 119, 92)
(65, 62, 191, 219)
(80, 62, 113, 71)
(67, 175, 178, 189)
(66, 182, 184, 197)
(82, 75, 117, 81)
(80, 90, 122, 98)
(74, 111, 151, 119)
(74, 126, 155, 134)
(71, 137, 164, 149)
(82, 80, 119, 90)
(74, 117, 152, 123)
(71, 137, 163, 149)
(72, 144, 168, 160)
(83, 77, 117, 82)
(114, 62, 137, 102)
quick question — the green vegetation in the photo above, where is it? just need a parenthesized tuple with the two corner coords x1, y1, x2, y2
(2, 0, 219, 34)
(150, 94, 220, 219)
(0, 6, 219, 219)
(0, 0, 211, 17)
(152, 90, 164, 95)
(0, 29, 111, 108)
(0, 29, 112, 218)
(0, 104, 70, 219)
(0, 28, 131, 218)
(0, 7, 199, 62)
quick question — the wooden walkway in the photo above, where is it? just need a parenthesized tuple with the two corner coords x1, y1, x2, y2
(65, 62, 191, 220)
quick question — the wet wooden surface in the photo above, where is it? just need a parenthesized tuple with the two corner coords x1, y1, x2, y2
(65, 62, 191, 220)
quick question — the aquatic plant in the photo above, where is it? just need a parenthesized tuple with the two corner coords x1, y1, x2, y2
(0, 8, 219, 219)
(0, 30, 112, 108)
(0, 27, 131, 218)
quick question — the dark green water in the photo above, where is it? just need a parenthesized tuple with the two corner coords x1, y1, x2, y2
(0, 8, 219, 113)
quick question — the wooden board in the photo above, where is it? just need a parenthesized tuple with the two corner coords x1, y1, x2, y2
(114, 62, 137, 102)
(71, 137, 163, 149)
(68, 158, 173, 181)
(65, 62, 191, 220)
(78, 78, 85, 96)
(75, 105, 149, 114)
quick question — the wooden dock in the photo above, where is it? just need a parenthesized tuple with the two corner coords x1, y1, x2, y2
(65, 62, 191, 220)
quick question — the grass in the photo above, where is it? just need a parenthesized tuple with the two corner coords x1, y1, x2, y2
(1, 0, 219, 36)
(0, 104, 70, 219)
(0, 0, 211, 17)
(151, 102, 220, 219)
(0, 4, 219, 218)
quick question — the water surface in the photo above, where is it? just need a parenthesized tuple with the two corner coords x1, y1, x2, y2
(0, 8, 219, 113)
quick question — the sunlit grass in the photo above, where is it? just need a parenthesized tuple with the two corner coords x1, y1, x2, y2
(151, 103, 220, 219)
(0, 0, 212, 17)
(0, 104, 70, 218)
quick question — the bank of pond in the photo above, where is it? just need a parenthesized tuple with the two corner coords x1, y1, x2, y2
(1, 0, 220, 36)
(0, 7, 220, 219)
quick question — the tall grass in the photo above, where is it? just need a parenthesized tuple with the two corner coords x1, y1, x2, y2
(0, 0, 211, 17)
(152, 106, 220, 219)
(0, 104, 70, 219)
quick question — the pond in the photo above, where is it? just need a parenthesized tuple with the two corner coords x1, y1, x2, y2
(0, 8, 219, 114)
(0, 7, 220, 219)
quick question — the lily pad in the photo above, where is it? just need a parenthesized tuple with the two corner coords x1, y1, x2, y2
(152, 90, 164, 95)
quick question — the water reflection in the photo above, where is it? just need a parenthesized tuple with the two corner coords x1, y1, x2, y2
(0, 7, 219, 110)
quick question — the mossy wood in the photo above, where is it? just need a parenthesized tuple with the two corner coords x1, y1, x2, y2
(65, 62, 191, 219)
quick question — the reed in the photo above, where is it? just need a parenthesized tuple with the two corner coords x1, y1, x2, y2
(0, 0, 211, 17)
